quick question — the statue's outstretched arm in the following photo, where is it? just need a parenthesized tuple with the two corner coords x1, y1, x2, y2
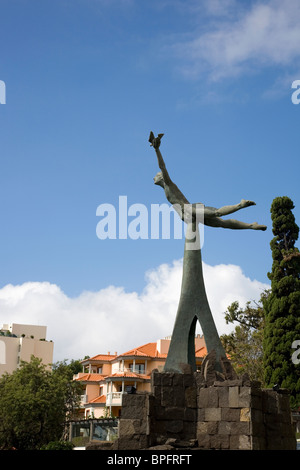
(149, 131, 171, 185)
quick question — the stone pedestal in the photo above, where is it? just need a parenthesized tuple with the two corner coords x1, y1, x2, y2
(113, 366, 296, 450)
(196, 378, 296, 450)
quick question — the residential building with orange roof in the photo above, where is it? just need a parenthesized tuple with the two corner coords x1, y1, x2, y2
(73, 335, 207, 419)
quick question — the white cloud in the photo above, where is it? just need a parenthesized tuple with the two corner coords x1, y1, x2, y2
(171, 0, 300, 80)
(0, 260, 269, 363)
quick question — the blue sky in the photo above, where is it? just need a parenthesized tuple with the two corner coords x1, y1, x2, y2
(0, 0, 299, 361)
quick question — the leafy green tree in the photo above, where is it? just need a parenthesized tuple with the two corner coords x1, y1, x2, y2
(40, 440, 75, 450)
(53, 358, 83, 377)
(221, 292, 267, 382)
(263, 196, 300, 409)
(0, 356, 82, 450)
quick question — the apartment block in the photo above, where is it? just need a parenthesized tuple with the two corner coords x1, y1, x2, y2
(0, 323, 54, 377)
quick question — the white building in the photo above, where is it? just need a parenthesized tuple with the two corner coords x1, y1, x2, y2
(0, 323, 54, 377)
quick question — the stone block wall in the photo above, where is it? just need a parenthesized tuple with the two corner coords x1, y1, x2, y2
(197, 379, 252, 450)
(149, 368, 198, 445)
(261, 388, 296, 450)
(113, 370, 296, 450)
(196, 379, 295, 450)
(113, 393, 151, 450)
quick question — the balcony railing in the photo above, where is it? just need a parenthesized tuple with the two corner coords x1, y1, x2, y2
(81, 394, 89, 404)
(115, 366, 146, 375)
(106, 392, 123, 406)
(80, 394, 89, 405)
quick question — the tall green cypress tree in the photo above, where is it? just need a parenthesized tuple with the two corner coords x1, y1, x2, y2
(263, 196, 300, 409)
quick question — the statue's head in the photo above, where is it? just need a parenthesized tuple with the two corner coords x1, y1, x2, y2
(153, 172, 164, 187)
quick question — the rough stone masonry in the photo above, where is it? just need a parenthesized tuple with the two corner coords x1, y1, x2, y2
(112, 355, 296, 451)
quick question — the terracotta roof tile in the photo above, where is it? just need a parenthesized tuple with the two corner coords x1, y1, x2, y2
(105, 371, 151, 380)
(74, 373, 105, 382)
(195, 346, 207, 358)
(88, 395, 106, 404)
(81, 354, 117, 363)
(118, 342, 167, 359)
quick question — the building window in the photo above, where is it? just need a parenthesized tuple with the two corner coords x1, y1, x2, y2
(98, 366, 103, 374)
(130, 363, 145, 374)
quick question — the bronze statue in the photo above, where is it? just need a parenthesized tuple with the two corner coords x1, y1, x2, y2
(148, 131, 267, 373)
(149, 131, 267, 231)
